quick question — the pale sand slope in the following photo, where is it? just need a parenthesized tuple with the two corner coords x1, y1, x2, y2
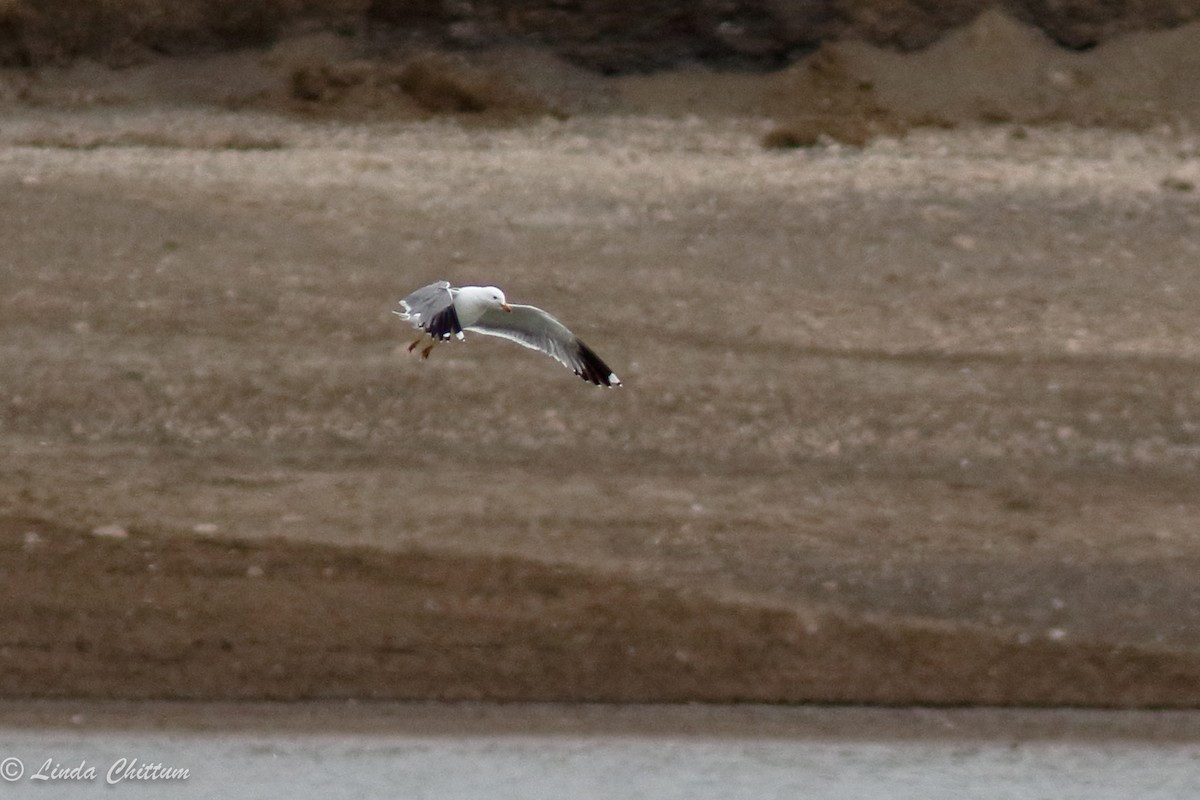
(1, 76, 1200, 702)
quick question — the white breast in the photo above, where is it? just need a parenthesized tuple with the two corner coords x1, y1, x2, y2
(452, 287, 492, 327)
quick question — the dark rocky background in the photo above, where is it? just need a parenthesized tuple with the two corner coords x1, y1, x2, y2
(3, 0, 1199, 71)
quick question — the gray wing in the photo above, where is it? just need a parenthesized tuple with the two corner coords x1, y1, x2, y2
(468, 304, 621, 387)
(394, 280, 464, 341)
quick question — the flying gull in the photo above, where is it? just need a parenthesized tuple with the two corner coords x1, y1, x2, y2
(394, 281, 622, 387)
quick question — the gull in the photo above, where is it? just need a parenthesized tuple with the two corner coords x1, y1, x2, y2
(394, 281, 622, 387)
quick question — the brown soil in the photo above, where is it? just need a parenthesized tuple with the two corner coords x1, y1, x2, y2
(5, 516, 1199, 706)
(3, 21, 1200, 706)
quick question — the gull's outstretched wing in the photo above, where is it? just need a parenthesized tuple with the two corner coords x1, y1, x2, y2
(394, 280, 463, 340)
(469, 304, 621, 387)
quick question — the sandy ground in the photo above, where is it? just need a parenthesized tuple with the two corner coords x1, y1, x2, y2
(3, 34, 1200, 704)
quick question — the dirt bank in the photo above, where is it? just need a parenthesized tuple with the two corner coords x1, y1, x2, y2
(5, 516, 1199, 706)
(2, 90, 1200, 704)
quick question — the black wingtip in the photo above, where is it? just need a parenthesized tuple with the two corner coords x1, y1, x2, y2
(575, 340, 621, 387)
(425, 304, 463, 341)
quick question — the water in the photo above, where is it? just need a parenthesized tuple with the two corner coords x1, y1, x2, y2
(0, 703, 1196, 799)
